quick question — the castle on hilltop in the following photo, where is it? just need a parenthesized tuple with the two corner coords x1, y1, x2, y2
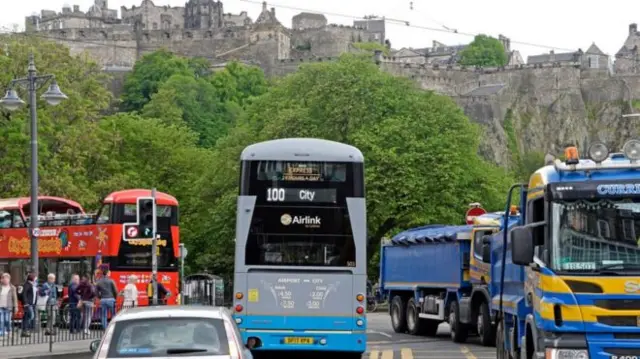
(19, 2, 640, 166)
(23, 0, 386, 75)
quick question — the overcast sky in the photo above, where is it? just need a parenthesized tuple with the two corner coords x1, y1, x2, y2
(1, 0, 637, 60)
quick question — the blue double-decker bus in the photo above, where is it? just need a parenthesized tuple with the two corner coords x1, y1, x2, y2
(232, 138, 367, 358)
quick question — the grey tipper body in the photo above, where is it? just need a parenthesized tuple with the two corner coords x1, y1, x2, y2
(234, 138, 367, 324)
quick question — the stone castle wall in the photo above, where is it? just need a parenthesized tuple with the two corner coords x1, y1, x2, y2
(35, 24, 288, 74)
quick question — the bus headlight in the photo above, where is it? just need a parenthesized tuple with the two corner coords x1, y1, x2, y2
(356, 319, 364, 326)
(235, 317, 242, 324)
(587, 142, 608, 163)
(545, 348, 589, 359)
(623, 139, 640, 161)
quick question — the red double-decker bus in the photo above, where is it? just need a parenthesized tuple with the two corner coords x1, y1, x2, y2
(0, 189, 180, 317)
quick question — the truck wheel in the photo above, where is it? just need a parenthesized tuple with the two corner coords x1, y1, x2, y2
(390, 296, 407, 333)
(477, 301, 495, 346)
(449, 301, 468, 343)
(406, 298, 421, 335)
(496, 320, 508, 359)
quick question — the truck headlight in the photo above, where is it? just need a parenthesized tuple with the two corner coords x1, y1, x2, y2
(546, 348, 589, 359)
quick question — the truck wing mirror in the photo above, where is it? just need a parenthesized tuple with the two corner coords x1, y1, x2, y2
(511, 227, 534, 265)
(481, 235, 491, 262)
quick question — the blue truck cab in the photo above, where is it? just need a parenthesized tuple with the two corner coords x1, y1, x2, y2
(487, 142, 640, 359)
(468, 209, 522, 346)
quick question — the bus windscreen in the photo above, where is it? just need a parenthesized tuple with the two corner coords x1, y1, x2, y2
(243, 161, 357, 267)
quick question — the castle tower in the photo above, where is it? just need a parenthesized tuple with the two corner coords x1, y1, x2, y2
(185, 0, 223, 29)
(95, 0, 108, 10)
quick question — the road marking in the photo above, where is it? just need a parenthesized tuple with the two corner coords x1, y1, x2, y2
(401, 348, 414, 359)
(369, 350, 379, 359)
(367, 329, 393, 338)
(461, 346, 477, 359)
(381, 350, 394, 359)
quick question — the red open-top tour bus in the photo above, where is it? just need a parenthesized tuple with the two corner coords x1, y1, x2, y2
(0, 189, 180, 320)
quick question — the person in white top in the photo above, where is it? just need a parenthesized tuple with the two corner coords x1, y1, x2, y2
(119, 275, 138, 308)
(0, 273, 18, 336)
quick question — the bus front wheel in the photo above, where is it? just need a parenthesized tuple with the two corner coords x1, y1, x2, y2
(390, 296, 407, 333)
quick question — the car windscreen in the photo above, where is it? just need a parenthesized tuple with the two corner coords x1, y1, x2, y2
(106, 317, 230, 357)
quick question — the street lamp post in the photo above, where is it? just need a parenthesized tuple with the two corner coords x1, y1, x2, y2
(0, 53, 67, 279)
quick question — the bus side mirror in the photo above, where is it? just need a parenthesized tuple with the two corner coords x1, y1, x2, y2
(481, 236, 491, 263)
(511, 227, 534, 265)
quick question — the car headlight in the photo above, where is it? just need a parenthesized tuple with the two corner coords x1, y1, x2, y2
(546, 348, 589, 359)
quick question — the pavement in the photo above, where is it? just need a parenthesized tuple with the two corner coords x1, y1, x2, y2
(5, 339, 95, 359)
(5, 312, 495, 359)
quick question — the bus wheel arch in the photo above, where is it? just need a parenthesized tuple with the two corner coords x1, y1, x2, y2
(390, 295, 407, 333)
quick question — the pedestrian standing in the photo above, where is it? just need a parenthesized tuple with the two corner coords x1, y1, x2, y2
(0, 273, 18, 337)
(41, 273, 58, 335)
(75, 274, 96, 335)
(21, 273, 37, 337)
(147, 274, 170, 305)
(120, 275, 138, 308)
(96, 269, 117, 330)
(67, 274, 81, 334)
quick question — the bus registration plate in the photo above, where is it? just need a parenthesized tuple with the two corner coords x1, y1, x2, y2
(284, 337, 314, 344)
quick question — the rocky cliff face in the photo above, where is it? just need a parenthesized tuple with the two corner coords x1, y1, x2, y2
(382, 62, 640, 167)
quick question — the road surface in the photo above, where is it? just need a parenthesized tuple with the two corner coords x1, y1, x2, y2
(17, 313, 496, 359)
(366, 312, 496, 359)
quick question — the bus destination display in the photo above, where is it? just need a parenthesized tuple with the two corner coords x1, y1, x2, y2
(283, 163, 321, 181)
(266, 188, 337, 203)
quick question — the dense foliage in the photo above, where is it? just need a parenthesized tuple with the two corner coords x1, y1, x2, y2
(459, 34, 508, 67)
(0, 36, 514, 280)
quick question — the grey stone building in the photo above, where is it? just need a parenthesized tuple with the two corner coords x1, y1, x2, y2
(615, 23, 640, 74)
(389, 35, 523, 66)
(527, 43, 608, 70)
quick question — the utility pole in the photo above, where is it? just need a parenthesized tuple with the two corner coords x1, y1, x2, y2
(151, 188, 158, 305)
(0, 54, 67, 278)
(179, 243, 187, 301)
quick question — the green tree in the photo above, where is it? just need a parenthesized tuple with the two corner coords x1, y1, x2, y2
(210, 62, 269, 106)
(0, 34, 112, 203)
(459, 34, 508, 67)
(120, 49, 208, 112)
(196, 55, 512, 274)
(141, 62, 268, 147)
(89, 114, 216, 254)
(141, 74, 239, 147)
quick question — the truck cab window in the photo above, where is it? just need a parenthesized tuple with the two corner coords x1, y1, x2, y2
(473, 230, 493, 261)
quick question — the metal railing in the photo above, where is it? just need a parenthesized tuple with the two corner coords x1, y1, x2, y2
(0, 297, 199, 350)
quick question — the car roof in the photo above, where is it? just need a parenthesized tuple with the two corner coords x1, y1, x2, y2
(113, 306, 231, 322)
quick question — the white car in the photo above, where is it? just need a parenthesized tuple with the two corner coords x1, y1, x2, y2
(89, 306, 253, 359)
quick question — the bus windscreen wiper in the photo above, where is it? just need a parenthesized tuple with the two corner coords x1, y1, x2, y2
(592, 262, 640, 274)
